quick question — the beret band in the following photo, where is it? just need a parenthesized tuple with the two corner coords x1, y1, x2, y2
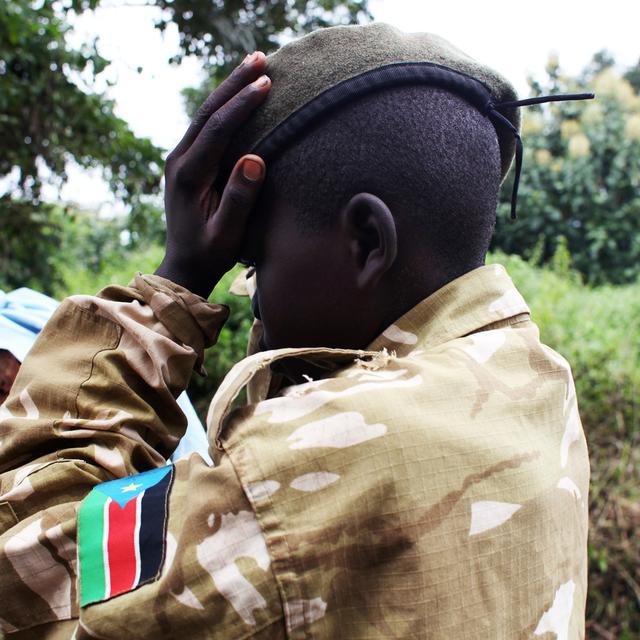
(253, 61, 498, 162)
(224, 24, 521, 182)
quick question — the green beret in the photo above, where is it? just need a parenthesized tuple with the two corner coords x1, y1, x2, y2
(226, 23, 521, 181)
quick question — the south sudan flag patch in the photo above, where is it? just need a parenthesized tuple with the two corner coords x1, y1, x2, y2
(78, 465, 174, 607)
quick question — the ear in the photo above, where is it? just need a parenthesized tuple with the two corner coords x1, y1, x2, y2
(340, 192, 398, 289)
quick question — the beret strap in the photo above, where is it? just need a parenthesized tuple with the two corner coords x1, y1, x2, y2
(489, 92, 595, 219)
(252, 62, 496, 161)
(495, 93, 595, 109)
(487, 108, 523, 220)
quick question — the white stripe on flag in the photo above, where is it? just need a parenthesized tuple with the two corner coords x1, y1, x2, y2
(132, 491, 144, 589)
(103, 497, 111, 598)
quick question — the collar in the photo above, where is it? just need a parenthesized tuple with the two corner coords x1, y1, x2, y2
(211, 263, 529, 446)
(368, 263, 530, 355)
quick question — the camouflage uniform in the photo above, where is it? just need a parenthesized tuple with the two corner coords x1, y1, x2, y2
(0, 264, 589, 638)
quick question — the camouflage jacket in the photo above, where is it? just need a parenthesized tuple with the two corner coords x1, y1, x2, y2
(0, 264, 589, 639)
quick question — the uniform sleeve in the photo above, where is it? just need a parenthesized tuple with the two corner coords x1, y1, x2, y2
(0, 273, 228, 483)
(0, 274, 260, 635)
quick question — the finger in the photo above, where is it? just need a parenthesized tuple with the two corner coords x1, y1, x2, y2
(179, 75, 271, 185)
(171, 51, 268, 157)
(209, 154, 266, 255)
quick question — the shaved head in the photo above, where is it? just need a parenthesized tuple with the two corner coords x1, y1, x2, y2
(264, 85, 502, 279)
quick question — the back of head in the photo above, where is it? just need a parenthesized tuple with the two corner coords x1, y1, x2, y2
(264, 84, 502, 279)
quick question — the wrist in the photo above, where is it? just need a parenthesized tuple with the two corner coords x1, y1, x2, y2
(154, 257, 219, 300)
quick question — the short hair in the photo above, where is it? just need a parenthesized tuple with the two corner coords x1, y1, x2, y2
(264, 85, 502, 275)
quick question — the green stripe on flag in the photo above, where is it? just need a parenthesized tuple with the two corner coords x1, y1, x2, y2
(78, 488, 108, 606)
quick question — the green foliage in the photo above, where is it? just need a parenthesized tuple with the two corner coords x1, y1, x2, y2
(52, 234, 164, 298)
(162, 0, 371, 117)
(624, 57, 640, 93)
(492, 53, 640, 285)
(0, 0, 163, 202)
(53, 209, 161, 295)
(0, 0, 164, 293)
(156, 0, 370, 64)
(0, 198, 165, 296)
(0, 197, 66, 294)
(187, 268, 253, 418)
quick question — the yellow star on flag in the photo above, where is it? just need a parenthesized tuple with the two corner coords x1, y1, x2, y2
(121, 482, 142, 493)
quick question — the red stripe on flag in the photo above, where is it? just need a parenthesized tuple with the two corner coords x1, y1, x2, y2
(107, 496, 139, 597)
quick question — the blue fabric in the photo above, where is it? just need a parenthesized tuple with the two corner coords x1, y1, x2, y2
(0, 288, 59, 362)
(174, 392, 213, 465)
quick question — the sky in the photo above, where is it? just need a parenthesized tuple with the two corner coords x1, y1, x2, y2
(34, 0, 640, 210)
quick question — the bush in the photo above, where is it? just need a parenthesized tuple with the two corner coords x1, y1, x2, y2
(0, 198, 65, 295)
(55, 242, 165, 298)
(492, 56, 640, 286)
(186, 268, 253, 419)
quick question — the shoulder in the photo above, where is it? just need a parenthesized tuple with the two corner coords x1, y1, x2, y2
(222, 321, 573, 490)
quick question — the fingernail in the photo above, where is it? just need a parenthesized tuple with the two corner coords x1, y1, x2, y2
(253, 75, 270, 88)
(243, 51, 258, 65)
(243, 159, 263, 181)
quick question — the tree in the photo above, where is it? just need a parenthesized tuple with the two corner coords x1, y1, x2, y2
(1, 0, 370, 294)
(624, 56, 640, 93)
(0, 0, 164, 293)
(0, 197, 66, 294)
(153, 0, 371, 116)
(492, 53, 640, 285)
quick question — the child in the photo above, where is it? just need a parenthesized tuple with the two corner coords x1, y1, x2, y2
(0, 24, 589, 638)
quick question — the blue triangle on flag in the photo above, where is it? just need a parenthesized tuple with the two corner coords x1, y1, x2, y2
(95, 466, 172, 508)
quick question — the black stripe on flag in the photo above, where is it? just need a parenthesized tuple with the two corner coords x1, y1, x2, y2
(138, 465, 174, 585)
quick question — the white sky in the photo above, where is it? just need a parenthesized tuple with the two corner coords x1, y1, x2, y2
(24, 0, 640, 211)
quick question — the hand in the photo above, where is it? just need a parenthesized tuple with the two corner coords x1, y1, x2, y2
(155, 52, 271, 298)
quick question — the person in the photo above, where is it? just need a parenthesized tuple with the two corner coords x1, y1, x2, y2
(0, 349, 20, 406)
(0, 24, 589, 639)
(0, 287, 211, 464)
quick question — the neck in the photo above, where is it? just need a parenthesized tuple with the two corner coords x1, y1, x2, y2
(375, 256, 482, 340)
